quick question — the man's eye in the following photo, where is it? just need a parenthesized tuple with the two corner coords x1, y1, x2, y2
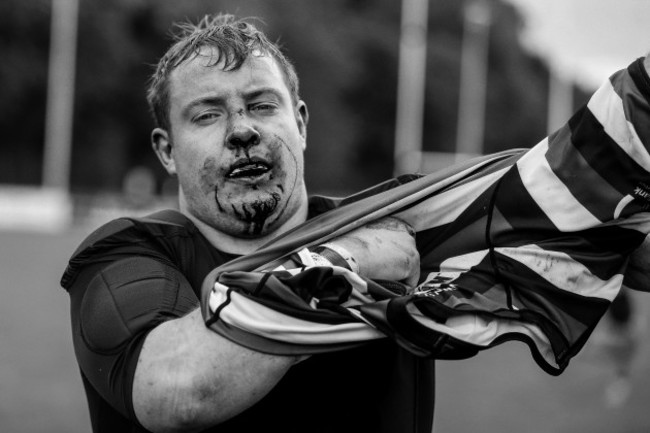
(251, 103, 277, 112)
(194, 112, 220, 123)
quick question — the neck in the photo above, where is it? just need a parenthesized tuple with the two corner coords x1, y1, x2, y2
(183, 198, 309, 255)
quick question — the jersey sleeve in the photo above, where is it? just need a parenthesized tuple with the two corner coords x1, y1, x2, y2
(68, 255, 198, 422)
(200, 58, 650, 376)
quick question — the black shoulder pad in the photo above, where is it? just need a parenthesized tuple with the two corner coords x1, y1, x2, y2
(79, 256, 197, 353)
(61, 210, 194, 289)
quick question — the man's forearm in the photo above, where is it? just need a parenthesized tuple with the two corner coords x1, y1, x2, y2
(132, 308, 299, 433)
(325, 216, 420, 286)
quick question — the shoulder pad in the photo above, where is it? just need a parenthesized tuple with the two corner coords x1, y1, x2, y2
(60, 210, 194, 289)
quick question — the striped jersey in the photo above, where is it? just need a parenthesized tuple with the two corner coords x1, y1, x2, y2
(201, 58, 650, 376)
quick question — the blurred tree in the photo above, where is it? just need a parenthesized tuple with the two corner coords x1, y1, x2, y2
(483, 1, 549, 154)
(0, 0, 51, 185)
(71, 0, 164, 192)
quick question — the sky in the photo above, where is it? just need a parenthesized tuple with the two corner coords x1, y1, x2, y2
(505, 0, 650, 89)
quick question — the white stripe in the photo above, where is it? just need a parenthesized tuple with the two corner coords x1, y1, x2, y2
(294, 248, 316, 266)
(498, 244, 623, 301)
(209, 283, 385, 345)
(396, 168, 507, 231)
(517, 139, 601, 231)
(614, 194, 635, 219)
(421, 249, 489, 283)
(588, 80, 650, 173)
(405, 303, 558, 369)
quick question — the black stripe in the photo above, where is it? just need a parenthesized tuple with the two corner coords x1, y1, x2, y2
(569, 106, 650, 195)
(547, 124, 622, 222)
(495, 167, 558, 235)
(416, 222, 454, 259)
(613, 60, 650, 153)
(489, 252, 611, 331)
(446, 259, 500, 297)
(418, 216, 490, 277)
(383, 295, 485, 359)
(572, 224, 644, 263)
(416, 189, 491, 262)
(628, 57, 650, 104)
(498, 225, 641, 281)
(507, 224, 629, 279)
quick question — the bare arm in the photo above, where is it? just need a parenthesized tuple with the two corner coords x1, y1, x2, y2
(133, 308, 299, 433)
(325, 216, 420, 286)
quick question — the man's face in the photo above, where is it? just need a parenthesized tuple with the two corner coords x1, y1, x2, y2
(156, 49, 308, 238)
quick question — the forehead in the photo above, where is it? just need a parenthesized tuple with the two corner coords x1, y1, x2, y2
(168, 47, 290, 102)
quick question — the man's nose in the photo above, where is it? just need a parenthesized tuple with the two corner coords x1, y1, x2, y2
(226, 114, 260, 150)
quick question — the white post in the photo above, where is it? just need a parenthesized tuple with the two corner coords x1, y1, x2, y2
(393, 0, 430, 175)
(547, 62, 573, 134)
(42, 0, 79, 191)
(455, 0, 491, 159)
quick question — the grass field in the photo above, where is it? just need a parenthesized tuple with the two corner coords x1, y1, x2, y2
(2, 227, 649, 433)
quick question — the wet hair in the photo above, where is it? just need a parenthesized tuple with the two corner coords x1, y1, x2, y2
(146, 14, 300, 131)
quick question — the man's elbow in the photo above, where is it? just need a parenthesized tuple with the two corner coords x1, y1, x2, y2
(135, 372, 234, 433)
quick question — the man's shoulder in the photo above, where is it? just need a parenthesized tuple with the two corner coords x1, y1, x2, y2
(61, 209, 200, 289)
(73, 209, 195, 256)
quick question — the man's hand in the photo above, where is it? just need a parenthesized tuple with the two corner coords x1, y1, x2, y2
(326, 216, 420, 286)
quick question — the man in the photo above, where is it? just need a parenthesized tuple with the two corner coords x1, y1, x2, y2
(63, 12, 650, 433)
(62, 14, 430, 433)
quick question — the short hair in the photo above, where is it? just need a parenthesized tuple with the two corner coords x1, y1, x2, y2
(146, 14, 300, 131)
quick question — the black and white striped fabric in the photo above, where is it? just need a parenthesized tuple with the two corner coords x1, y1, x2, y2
(201, 58, 650, 376)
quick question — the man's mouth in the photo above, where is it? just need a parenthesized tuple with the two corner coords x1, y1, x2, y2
(226, 158, 272, 179)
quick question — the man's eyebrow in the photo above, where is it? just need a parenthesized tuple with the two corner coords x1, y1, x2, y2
(245, 87, 285, 101)
(181, 96, 226, 117)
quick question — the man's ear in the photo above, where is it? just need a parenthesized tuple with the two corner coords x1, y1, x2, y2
(152, 128, 176, 175)
(296, 101, 309, 150)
